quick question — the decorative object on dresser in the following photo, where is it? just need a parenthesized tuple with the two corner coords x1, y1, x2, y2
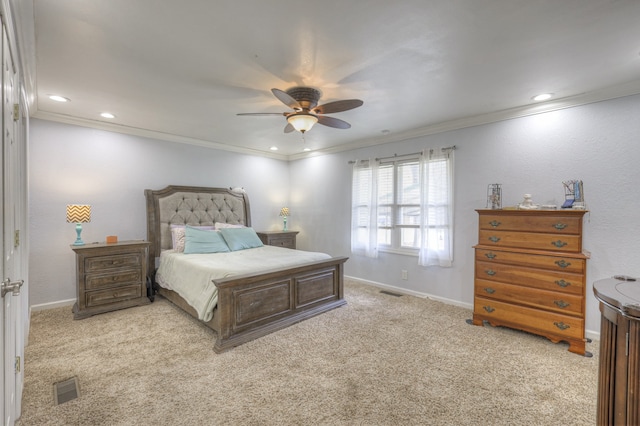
(145, 185, 347, 353)
(279, 207, 290, 231)
(71, 240, 151, 319)
(593, 277, 640, 425)
(471, 209, 591, 356)
(257, 231, 299, 249)
(66, 204, 91, 245)
(486, 184, 502, 209)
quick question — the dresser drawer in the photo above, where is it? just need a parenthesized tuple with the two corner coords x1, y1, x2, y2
(86, 269, 142, 290)
(474, 296, 584, 339)
(85, 253, 142, 272)
(479, 214, 582, 234)
(85, 284, 143, 307)
(475, 248, 586, 274)
(478, 230, 582, 252)
(475, 280, 583, 315)
(475, 261, 584, 294)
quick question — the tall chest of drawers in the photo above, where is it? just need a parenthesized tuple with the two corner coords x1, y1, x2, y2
(471, 209, 590, 355)
(71, 240, 151, 319)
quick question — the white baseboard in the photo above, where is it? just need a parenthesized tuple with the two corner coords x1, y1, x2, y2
(345, 275, 600, 343)
(30, 299, 75, 312)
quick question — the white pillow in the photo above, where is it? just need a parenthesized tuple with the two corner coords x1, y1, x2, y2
(214, 222, 245, 230)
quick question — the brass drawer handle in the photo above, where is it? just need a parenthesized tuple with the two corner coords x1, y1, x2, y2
(551, 240, 568, 248)
(554, 260, 571, 268)
(484, 287, 496, 294)
(483, 306, 495, 313)
(553, 223, 568, 230)
(484, 269, 496, 276)
(489, 220, 501, 228)
(555, 279, 571, 288)
(554, 300, 570, 309)
(488, 236, 501, 243)
(554, 321, 570, 330)
(485, 252, 497, 260)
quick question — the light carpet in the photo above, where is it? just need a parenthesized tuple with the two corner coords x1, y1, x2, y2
(17, 279, 598, 425)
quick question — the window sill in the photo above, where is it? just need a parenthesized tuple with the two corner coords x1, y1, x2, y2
(378, 247, 419, 257)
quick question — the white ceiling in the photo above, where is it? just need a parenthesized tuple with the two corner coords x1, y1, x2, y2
(14, 0, 640, 158)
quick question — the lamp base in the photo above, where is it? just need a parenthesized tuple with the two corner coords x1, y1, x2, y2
(73, 223, 85, 245)
(283, 217, 287, 232)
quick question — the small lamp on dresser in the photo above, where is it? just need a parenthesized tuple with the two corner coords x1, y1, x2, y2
(66, 204, 91, 245)
(279, 207, 289, 231)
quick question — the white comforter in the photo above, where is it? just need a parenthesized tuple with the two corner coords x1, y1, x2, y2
(155, 246, 332, 322)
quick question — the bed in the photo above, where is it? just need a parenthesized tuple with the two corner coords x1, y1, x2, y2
(145, 185, 348, 352)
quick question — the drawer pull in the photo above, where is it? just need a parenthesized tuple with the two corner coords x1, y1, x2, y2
(483, 306, 495, 313)
(554, 321, 570, 331)
(484, 269, 497, 276)
(554, 300, 570, 309)
(489, 220, 501, 228)
(554, 260, 571, 268)
(555, 279, 571, 288)
(484, 287, 496, 294)
(551, 240, 568, 248)
(553, 223, 568, 230)
(484, 252, 497, 260)
(488, 236, 501, 243)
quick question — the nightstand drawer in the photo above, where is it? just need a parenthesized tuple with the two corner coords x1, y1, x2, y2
(86, 269, 142, 290)
(86, 253, 142, 272)
(268, 236, 295, 248)
(85, 284, 143, 307)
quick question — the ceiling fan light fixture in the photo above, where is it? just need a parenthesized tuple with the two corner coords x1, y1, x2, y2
(287, 113, 318, 133)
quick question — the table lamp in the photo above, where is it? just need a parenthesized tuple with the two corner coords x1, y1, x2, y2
(279, 207, 289, 231)
(67, 204, 91, 245)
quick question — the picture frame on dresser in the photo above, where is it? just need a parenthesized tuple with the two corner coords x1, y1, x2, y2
(470, 209, 591, 356)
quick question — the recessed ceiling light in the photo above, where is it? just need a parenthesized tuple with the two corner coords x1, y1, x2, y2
(532, 93, 553, 102)
(100, 112, 115, 119)
(270, 146, 278, 151)
(49, 95, 70, 102)
(303, 148, 311, 152)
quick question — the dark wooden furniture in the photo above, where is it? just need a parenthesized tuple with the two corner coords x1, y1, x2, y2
(471, 209, 590, 355)
(594, 277, 640, 425)
(145, 185, 347, 353)
(257, 231, 298, 249)
(71, 240, 150, 319)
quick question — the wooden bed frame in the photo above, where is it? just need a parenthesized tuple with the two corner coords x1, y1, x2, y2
(145, 185, 347, 352)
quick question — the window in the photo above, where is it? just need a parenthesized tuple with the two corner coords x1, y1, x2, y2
(351, 148, 454, 267)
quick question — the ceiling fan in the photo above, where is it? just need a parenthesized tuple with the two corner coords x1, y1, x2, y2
(237, 87, 363, 134)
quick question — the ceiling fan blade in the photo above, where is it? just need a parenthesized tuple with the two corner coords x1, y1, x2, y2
(313, 99, 363, 114)
(284, 123, 295, 133)
(272, 88, 302, 110)
(317, 115, 351, 129)
(237, 112, 287, 116)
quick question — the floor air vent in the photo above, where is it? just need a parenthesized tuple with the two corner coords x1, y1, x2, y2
(380, 290, 402, 297)
(53, 376, 80, 405)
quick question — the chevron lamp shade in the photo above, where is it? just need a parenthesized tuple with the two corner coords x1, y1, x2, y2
(66, 204, 91, 223)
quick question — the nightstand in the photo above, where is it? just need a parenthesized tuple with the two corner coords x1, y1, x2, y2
(257, 231, 299, 249)
(71, 240, 151, 319)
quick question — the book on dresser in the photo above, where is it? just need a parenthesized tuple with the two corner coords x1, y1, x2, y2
(471, 209, 590, 356)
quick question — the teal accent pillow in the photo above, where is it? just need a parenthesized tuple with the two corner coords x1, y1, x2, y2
(183, 226, 230, 254)
(219, 227, 264, 251)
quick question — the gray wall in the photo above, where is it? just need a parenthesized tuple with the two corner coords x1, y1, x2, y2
(289, 94, 640, 338)
(29, 93, 640, 339)
(29, 119, 290, 306)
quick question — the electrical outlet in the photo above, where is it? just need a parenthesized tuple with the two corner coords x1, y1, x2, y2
(401, 270, 408, 280)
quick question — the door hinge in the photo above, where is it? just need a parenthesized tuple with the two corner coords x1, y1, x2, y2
(13, 103, 19, 121)
(15, 356, 21, 373)
(14, 229, 20, 247)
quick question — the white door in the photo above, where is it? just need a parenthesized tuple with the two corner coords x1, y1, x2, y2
(1, 24, 25, 426)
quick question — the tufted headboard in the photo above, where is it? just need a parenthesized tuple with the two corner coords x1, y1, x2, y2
(144, 185, 251, 275)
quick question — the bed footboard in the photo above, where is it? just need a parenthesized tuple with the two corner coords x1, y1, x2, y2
(212, 256, 347, 353)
